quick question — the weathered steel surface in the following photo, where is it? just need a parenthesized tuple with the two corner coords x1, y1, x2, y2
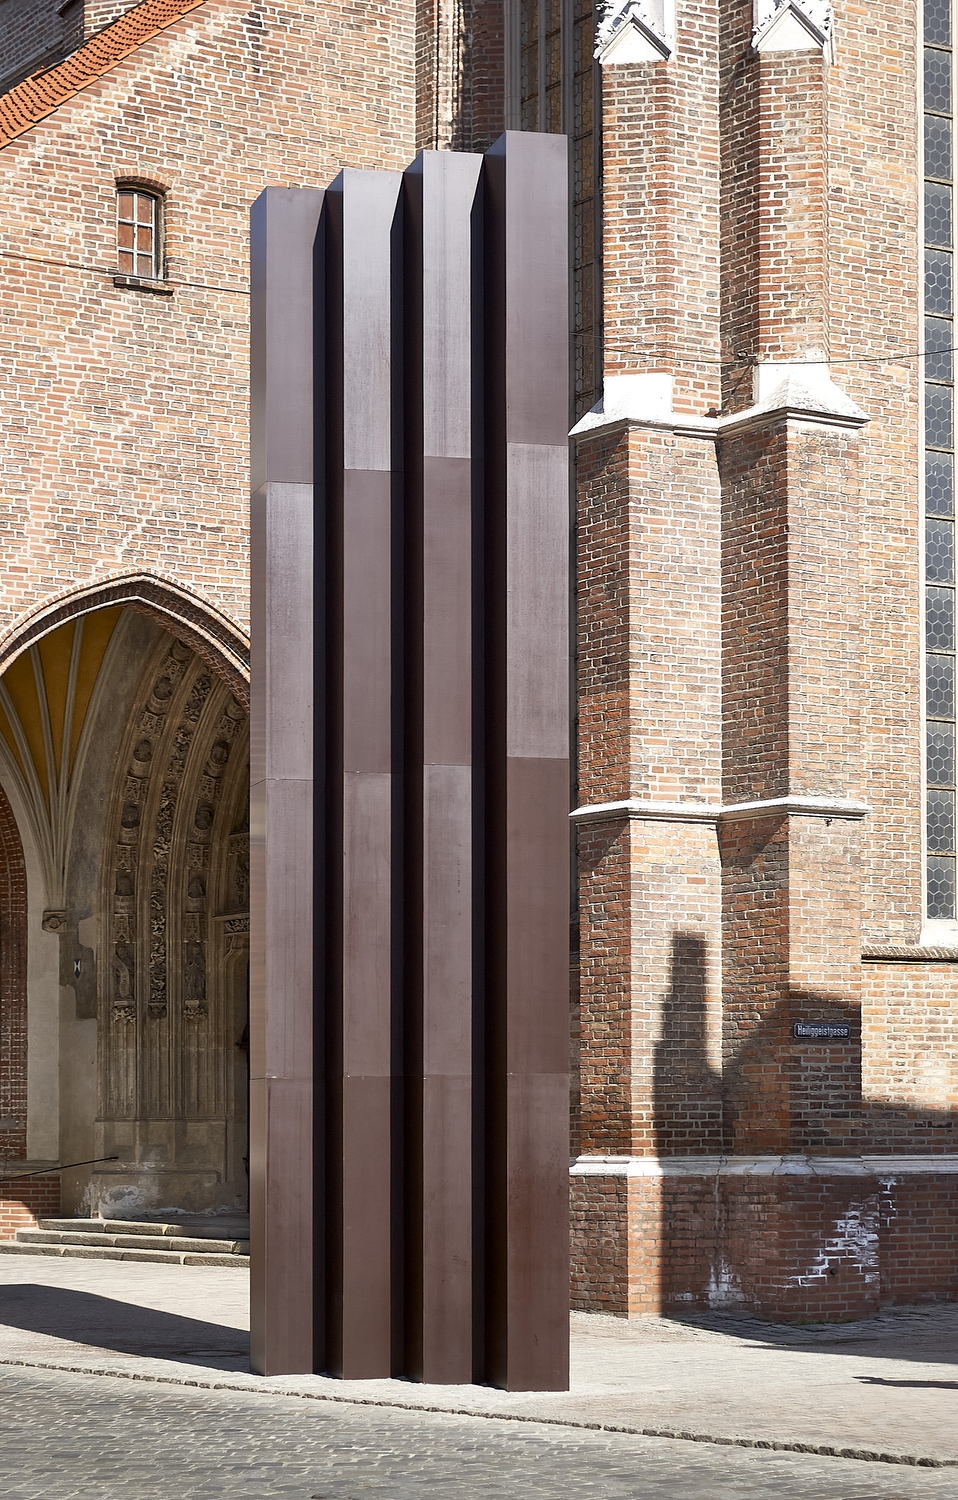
(249, 186, 323, 1377)
(250, 134, 569, 1390)
(404, 149, 482, 1386)
(484, 132, 571, 1394)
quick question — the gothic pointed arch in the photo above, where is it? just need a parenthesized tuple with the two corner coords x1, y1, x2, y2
(94, 624, 250, 1215)
(0, 783, 27, 1163)
(0, 602, 250, 1215)
(0, 574, 249, 710)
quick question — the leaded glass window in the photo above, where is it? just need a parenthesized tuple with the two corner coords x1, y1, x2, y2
(116, 188, 162, 280)
(926, 1, 957, 918)
(517, 0, 598, 418)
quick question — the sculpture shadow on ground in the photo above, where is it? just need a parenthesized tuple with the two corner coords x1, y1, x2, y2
(0, 1283, 249, 1369)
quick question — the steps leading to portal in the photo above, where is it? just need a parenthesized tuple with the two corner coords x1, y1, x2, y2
(0, 1216, 250, 1266)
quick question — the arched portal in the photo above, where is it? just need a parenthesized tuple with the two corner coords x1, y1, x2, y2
(0, 784, 27, 1163)
(0, 572, 249, 709)
(0, 603, 249, 1218)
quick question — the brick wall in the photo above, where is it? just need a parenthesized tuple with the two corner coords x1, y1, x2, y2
(0, 0, 84, 91)
(572, 1168, 958, 1321)
(830, 0, 923, 948)
(84, 0, 141, 37)
(600, 8, 721, 414)
(572, 0, 955, 1324)
(863, 961, 958, 1150)
(0, 0, 416, 657)
(415, 0, 503, 155)
(458, 0, 504, 151)
(717, 0, 921, 949)
(0, 1178, 61, 1240)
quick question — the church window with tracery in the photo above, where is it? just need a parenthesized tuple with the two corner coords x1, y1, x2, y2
(925, 0, 958, 919)
(116, 188, 162, 279)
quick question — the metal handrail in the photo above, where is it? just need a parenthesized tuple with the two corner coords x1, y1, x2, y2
(0, 1155, 119, 1183)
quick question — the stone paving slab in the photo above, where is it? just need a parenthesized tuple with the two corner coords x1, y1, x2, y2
(4, 1361, 956, 1500)
(0, 1256, 955, 1469)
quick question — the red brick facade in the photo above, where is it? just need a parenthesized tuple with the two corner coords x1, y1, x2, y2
(571, 1166, 958, 1321)
(0, 0, 419, 664)
(571, 0, 957, 1322)
(1, 0, 954, 1321)
(0, 1179, 61, 1242)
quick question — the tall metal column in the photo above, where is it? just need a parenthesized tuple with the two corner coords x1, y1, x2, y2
(484, 132, 571, 1391)
(250, 132, 570, 1391)
(404, 149, 483, 1384)
(249, 186, 323, 1376)
(323, 170, 404, 1379)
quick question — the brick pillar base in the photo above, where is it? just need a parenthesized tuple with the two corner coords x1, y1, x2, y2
(571, 1164, 958, 1321)
(0, 1177, 61, 1240)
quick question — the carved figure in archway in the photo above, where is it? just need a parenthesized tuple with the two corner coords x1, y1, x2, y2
(111, 944, 135, 1021)
(184, 940, 207, 1017)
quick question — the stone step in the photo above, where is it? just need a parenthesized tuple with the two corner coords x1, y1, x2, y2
(34, 1218, 171, 1236)
(0, 1242, 249, 1267)
(16, 1229, 249, 1255)
(34, 1218, 241, 1239)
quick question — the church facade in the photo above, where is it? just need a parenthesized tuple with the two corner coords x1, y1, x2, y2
(0, 0, 955, 1324)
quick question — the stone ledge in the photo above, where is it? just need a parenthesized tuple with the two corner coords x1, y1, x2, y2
(863, 945, 958, 962)
(112, 274, 174, 295)
(570, 363, 869, 443)
(570, 795, 871, 826)
(570, 1154, 958, 1178)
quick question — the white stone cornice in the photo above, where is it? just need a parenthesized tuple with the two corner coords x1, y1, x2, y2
(571, 374, 719, 441)
(570, 362, 867, 444)
(864, 944, 958, 962)
(720, 794, 871, 823)
(571, 1154, 958, 1178)
(720, 356, 869, 436)
(570, 795, 871, 826)
(718, 401, 868, 437)
(570, 798, 722, 825)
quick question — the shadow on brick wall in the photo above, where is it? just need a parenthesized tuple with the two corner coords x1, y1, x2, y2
(648, 932, 958, 1320)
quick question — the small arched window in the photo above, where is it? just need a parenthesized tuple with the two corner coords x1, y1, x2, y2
(116, 187, 163, 279)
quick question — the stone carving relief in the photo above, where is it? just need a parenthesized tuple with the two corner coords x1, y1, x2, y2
(225, 830, 250, 915)
(107, 637, 192, 1033)
(180, 698, 245, 1023)
(183, 939, 207, 1018)
(111, 944, 136, 1023)
(98, 630, 250, 1206)
(100, 630, 248, 1128)
(147, 673, 214, 1019)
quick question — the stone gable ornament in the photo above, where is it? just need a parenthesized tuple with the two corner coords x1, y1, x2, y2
(752, 0, 833, 55)
(595, 0, 675, 63)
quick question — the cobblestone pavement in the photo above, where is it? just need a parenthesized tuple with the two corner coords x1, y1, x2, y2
(0, 1256, 956, 1481)
(1, 1361, 956, 1500)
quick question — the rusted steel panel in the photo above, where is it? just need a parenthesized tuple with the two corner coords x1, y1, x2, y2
(250, 135, 569, 1389)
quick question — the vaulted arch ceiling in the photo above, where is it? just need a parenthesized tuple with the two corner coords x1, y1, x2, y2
(0, 609, 122, 904)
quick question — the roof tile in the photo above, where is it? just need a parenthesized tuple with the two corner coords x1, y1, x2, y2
(0, 0, 209, 149)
